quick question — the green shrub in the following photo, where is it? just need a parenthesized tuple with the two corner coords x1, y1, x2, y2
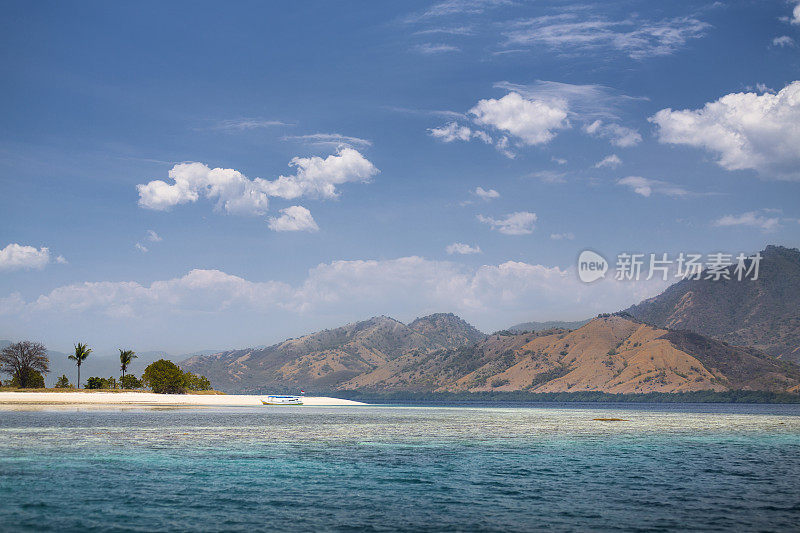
(85, 376, 117, 389)
(10, 368, 45, 388)
(184, 372, 212, 391)
(120, 374, 143, 389)
(55, 375, 73, 388)
(142, 359, 186, 394)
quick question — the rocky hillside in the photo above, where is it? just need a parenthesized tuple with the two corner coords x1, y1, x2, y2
(508, 319, 590, 333)
(344, 315, 800, 394)
(626, 245, 800, 362)
(181, 314, 485, 393)
(183, 314, 800, 394)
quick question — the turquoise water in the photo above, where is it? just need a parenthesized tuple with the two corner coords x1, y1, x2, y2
(1, 404, 799, 531)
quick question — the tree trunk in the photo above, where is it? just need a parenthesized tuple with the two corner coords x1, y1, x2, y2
(77, 365, 81, 389)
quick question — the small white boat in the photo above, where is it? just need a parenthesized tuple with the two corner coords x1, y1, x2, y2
(261, 395, 303, 406)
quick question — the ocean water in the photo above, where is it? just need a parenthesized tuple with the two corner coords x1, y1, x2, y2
(1, 404, 799, 532)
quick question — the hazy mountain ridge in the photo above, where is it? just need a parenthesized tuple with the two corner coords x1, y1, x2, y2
(182, 313, 800, 394)
(626, 245, 800, 362)
(181, 314, 486, 393)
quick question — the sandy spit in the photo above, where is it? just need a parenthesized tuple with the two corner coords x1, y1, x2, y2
(0, 392, 365, 406)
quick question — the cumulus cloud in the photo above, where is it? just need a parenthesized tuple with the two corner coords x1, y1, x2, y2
(650, 81, 800, 180)
(137, 148, 379, 214)
(470, 92, 569, 145)
(550, 232, 575, 240)
(429, 122, 475, 142)
(135, 243, 149, 253)
(617, 176, 692, 198)
(772, 35, 796, 47)
(473, 186, 500, 200)
(594, 154, 622, 168)
(268, 206, 320, 232)
(146, 230, 162, 242)
(0, 244, 53, 271)
(0, 256, 668, 337)
(446, 242, 482, 255)
(793, 3, 800, 25)
(477, 211, 537, 235)
(584, 120, 642, 147)
(504, 15, 709, 59)
(713, 211, 781, 232)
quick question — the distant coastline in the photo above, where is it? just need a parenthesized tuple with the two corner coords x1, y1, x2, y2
(338, 390, 800, 404)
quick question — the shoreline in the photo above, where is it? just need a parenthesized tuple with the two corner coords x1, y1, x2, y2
(0, 391, 365, 407)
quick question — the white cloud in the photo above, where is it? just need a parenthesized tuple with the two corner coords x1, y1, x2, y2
(55, 255, 68, 264)
(550, 232, 575, 240)
(477, 211, 537, 235)
(414, 43, 460, 54)
(0, 256, 667, 336)
(135, 243, 149, 253)
(446, 243, 482, 255)
(213, 119, 289, 131)
(415, 0, 513, 19)
(713, 211, 781, 232)
(268, 206, 320, 232)
(793, 3, 800, 25)
(617, 176, 693, 198)
(474, 186, 500, 200)
(146, 230, 162, 242)
(528, 170, 566, 183)
(650, 81, 800, 180)
(772, 35, 796, 47)
(584, 120, 642, 147)
(504, 15, 709, 59)
(552, 157, 567, 165)
(137, 147, 379, 213)
(429, 122, 473, 142)
(594, 154, 622, 168)
(0, 244, 52, 271)
(495, 80, 643, 122)
(282, 133, 372, 148)
(469, 92, 569, 145)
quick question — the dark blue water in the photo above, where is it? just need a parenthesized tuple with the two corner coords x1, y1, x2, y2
(1, 404, 799, 532)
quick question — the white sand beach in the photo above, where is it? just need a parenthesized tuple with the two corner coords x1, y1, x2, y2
(0, 391, 365, 407)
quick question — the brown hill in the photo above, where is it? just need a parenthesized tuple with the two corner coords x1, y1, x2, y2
(181, 314, 486, 393)
(346, 316, 800, 394)
(626, 245, 800, 362)
(183, 314, 800, 394)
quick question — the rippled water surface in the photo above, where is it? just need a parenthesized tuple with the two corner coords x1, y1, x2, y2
(1, 403, 799, 532)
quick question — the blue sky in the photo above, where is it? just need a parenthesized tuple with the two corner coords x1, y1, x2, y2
(1, 0, 799, 354)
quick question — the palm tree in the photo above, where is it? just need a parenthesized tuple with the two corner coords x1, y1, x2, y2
(119, 349, 137, 378)
(69, 342, 92, 389)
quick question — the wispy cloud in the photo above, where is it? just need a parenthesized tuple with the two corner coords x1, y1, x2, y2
(713, 210, 781, 232)
(503, 14, 710, 59)
(477, 211, 537, 235)
(414, 43, 461, 54)
(212, 118, 291, 131)
(772, 35, 796, 47)
(617, 176, 709, 198)
(446, 242, 482, 255)
(282, 133, 372, 148)
(594, 154, 621, 168)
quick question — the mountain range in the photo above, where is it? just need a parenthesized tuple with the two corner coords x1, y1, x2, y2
(182, 245, 800, 394)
